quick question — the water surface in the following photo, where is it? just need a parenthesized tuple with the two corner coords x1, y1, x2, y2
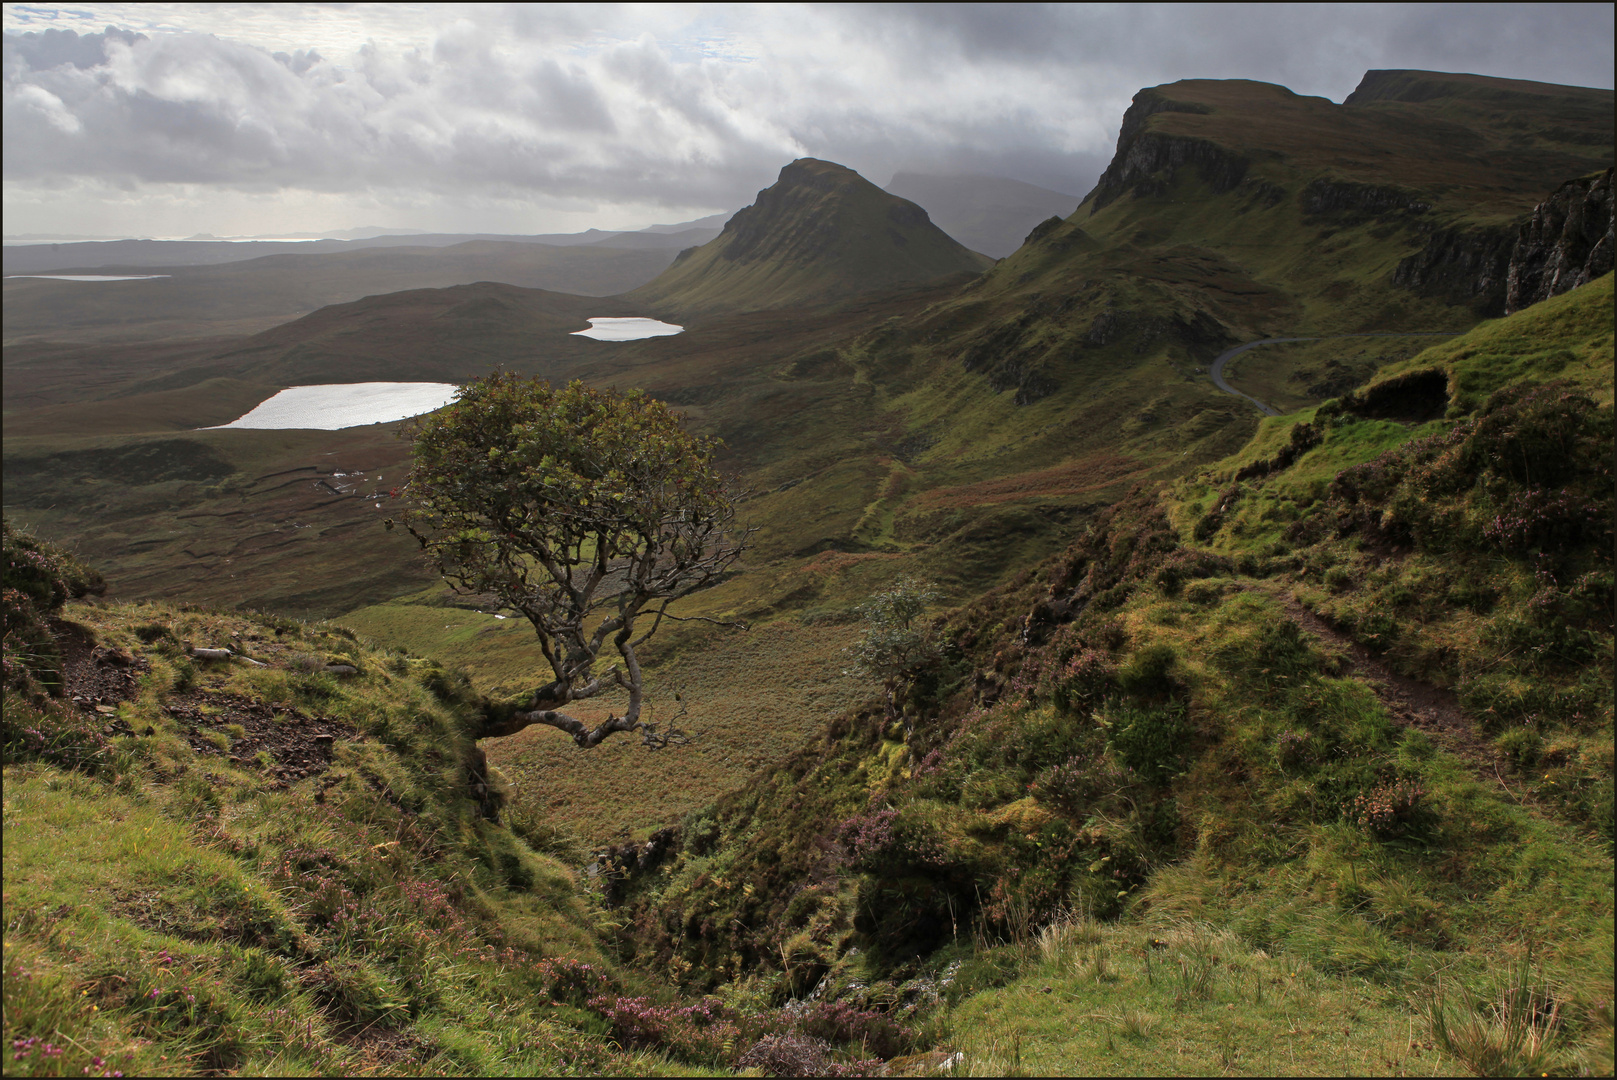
(5, 274, 172, 281)
(571, 317, 684, 341)
(209, 382, 459, 430)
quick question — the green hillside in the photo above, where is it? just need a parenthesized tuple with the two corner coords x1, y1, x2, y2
(877, 71, 1611, 411)
(601, 272, 1614, 1076)
(627, 158, 993, 315)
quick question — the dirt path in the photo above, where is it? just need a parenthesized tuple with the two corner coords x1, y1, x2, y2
(1247, 582, 1531, 802)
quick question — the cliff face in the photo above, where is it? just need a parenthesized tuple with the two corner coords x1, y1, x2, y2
(1505, 167, 1614, 314)
(1084, 90, 1246, 212)
(1391, 224, 1517, 316)
(1394, 168, 1614, 317)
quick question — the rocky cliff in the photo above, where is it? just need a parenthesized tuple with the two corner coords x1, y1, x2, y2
(1391, 224, 1517, 316)
(1505, 167, 1614, 313)
(1394, 167, 1614, 317)
(1083, 90, 1246, 212)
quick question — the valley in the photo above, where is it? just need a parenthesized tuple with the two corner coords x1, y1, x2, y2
(4, 65, 1612, 1077)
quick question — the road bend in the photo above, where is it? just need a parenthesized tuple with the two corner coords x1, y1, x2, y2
(1209, 332, 1462, 416)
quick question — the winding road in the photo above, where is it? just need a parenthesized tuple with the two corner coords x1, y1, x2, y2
(1209, 332, 1462, 416)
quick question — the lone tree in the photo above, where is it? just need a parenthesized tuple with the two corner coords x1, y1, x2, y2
(845, 576, 941, 721)
(397, 373, 747, 747)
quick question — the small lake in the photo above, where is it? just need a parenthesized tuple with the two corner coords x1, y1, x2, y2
(5, 274, 172, 281)
(209, 382, 459, 430)
(571, 317, 684, 341)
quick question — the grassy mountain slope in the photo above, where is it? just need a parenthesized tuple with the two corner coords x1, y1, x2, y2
(1, 573, 924, 1075)
(2, 240, 687, 346)
(876, 71, 1611, 411)
(600, 271, 1613, 1075)
(627, 159, 993, 315)
(883, 173, 1081, 259)
(1, 589, 642, 1076)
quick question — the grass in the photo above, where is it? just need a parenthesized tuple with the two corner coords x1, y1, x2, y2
(0, 600, 669, 1077)
(949, 913, 1447, 1076)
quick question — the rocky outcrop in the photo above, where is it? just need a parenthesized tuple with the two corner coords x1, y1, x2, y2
(1393, 168, 1613, 317)
(1505, 168, 1613, 314)
(1085, 91, 1246, 213)
(1391, 224, 1516, 316)
(1302, 179, 1430, 221)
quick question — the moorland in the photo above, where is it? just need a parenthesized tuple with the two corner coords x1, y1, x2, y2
(3, 68, 1613, 1076)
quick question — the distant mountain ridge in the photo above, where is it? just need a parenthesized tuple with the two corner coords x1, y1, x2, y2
(883, 172, 1080, 258)
(628, 158, 993, 315)
(2, 217, 730, 274)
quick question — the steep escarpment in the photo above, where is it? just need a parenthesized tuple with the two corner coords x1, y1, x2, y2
(1083, 88, 1242, 211)
(1506, 167, 1614, 312)
(627, 158, 992, 315)
(854, 70, 1611, 415)
(1394, 167, 1613, 317)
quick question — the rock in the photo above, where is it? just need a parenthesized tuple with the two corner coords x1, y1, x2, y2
(325, 664, 358, 677)
(1084, 90, 1233, 213)
(1506, 167, 1613, 313)
(1392, 224, 1516, 316)
(1301, 179, 1430, 221)
(1395, 167, 1613, 317)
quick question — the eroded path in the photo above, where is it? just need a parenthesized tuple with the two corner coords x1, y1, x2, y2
(1246, 581, 1533, 804)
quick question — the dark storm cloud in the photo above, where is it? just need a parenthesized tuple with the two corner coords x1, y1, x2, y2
(3, 3, 1612, 231)
(848, 3, 1616, 96)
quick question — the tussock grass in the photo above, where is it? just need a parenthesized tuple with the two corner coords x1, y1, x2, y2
(0, 599, 702, 1077)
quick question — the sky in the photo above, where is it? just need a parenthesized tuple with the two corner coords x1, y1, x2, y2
(4, 2, 1613, 239)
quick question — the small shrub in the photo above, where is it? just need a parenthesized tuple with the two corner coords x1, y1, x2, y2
(1045, 649, 1117, 713)
(1349, 779, 1431, 837)
(1116, 643, 1178, 699)
(1494, 726, 1542, 769)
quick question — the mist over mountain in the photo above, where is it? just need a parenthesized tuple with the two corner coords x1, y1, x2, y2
(884, 173, 1081, 258)
(2, 217, 727, 275)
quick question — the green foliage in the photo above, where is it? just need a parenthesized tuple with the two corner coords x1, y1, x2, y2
(845, 577, 942, 715)
(402, 372, 747, 744)
(1104, 700, 1188, 780)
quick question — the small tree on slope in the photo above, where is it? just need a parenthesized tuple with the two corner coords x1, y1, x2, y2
(397, 373, 747, 747)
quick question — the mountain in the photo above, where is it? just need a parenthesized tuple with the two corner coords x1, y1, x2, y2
(2, 239, 696, 345)
(884, 172, 1080, 258)
(627, 158, 994, 315)
(875, 70, 1613, 408)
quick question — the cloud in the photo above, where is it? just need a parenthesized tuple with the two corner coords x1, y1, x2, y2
(2, 3, 1611, 235)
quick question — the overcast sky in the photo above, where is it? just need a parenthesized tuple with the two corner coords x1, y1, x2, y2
(4, 3, 1613, 238)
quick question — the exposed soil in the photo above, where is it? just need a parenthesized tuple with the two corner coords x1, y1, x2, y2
(163, 691, 361, 786)
(54, 618, 147, 734)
